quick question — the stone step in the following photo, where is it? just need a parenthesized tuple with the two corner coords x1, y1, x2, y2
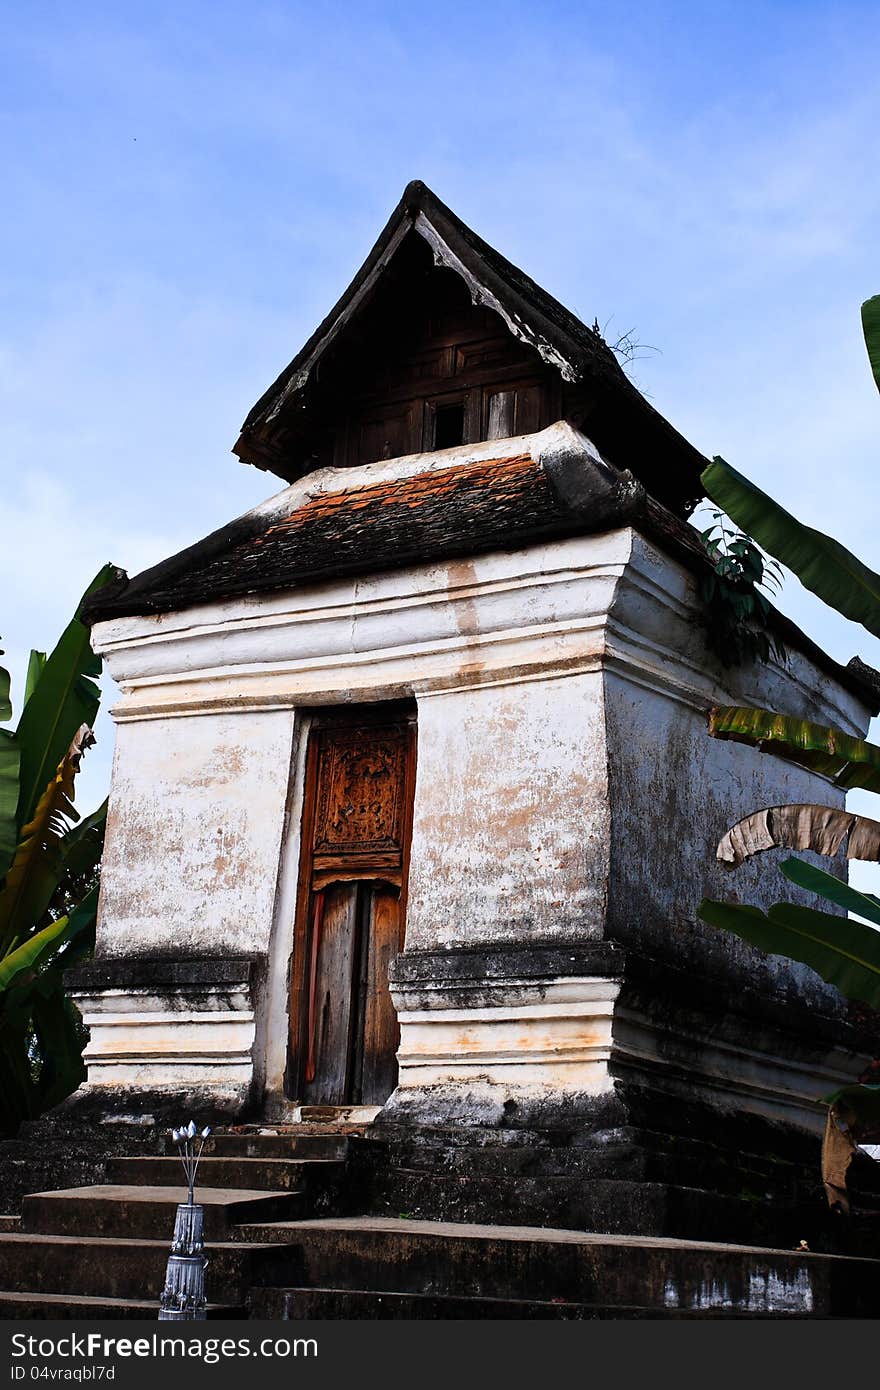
(235, 1216, 880, 1317)
(248, 1285, 814, 1320)
(0, 1234, 291, 1303)
(109, 1155, 344, 1194)
(363, 1136, 811, 1191)
(362, 1170, 827, 1249)
(22, 1185, 305, 1240)
(0, 1291, 245, 1320)
(192, 1133, 349, 1161)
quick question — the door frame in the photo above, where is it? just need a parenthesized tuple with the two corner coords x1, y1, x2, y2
(285, 700, 417, 1102)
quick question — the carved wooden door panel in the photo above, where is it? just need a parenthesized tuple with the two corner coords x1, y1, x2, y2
(289, 706, 416, 1106)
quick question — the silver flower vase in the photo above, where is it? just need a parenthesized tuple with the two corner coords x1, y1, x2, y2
(159, 1202, 208, 1320)
(158, 1120, 212, 1320)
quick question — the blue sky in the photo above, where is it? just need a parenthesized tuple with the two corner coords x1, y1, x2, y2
(2, 0, 880, 866)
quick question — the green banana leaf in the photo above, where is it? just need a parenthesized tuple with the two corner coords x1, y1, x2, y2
(26, 968, 88, 1111)
(825, 1082, 880, 1127)
(0, 884, 98, 1134)
(0, 1002, 43, 1133)
(56, 799, 107, 882)
(14, 563, 117, 830)
(53, 883, 99, 972)
(0, 966, 87, 1128)
(0, 731, 19, 883)
(1, 884, 99, 1001)
(0, 652, 17, 881)
(779, 856, 880, 926)
(0, 911, 75, 991)
(23, 651, 46, 708)
(0, 573, 113, 1139)
(0, 963, 88, 1131)
(0, 726, 91, 957)
(697, 896, 880, 1009)
(862, 295, 880, 395)
(708, 705, 880, 792)
(701, 457, 880, 641)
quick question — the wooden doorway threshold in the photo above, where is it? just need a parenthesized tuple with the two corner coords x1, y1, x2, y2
(291, 1104, 382, 1125)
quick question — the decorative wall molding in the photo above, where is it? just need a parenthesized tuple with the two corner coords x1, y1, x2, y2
(92, 525, 867, 737)
(72, 984, 256, 1096)
(392, 976, 621, 1094)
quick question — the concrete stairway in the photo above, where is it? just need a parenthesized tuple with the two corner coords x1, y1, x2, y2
(0, 1129, 348, 1319)
(240, 1215, 880, 1320)
(1, 1127, 878, 1319)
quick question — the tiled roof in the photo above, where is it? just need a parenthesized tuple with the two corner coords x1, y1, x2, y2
(80, 422, 880, 712)
(85, 452, 585, 621)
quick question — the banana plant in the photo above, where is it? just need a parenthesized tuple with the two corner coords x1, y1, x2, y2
(0, 565, 119, 1137)
(697, 296, 880, 1210)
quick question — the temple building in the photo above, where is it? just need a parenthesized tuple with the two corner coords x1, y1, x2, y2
(60, 181, 879, 1264)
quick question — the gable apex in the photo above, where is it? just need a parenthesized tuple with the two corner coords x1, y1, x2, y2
(233, 181, 708, 517)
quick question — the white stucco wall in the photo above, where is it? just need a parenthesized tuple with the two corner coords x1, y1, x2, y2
(405, 673, 609, 950)
(88, 515, 634, 1105)
(97, 709, 296, 959)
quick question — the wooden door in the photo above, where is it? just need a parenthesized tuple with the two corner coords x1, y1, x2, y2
(289, 705, 416, 1105)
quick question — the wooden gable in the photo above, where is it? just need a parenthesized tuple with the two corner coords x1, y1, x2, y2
(233, 180, 709, 518)
(248, 233, 562, 477)
(329, 234, 561, 467)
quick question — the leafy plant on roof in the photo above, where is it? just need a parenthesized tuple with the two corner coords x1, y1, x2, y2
(697, 296, 880, 1211)
(698, 512, 786, 667)
(0, 566, 118, 1138)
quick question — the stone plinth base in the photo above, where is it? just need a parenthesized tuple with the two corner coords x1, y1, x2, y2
(67, 956, 260, 1113)
(370, 941, 880, 1253)
(386, 943, 877, 1133)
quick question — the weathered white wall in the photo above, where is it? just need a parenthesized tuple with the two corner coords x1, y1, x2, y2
(406, 674, 609, 950)
(86, 430, 875, 1118)
(89, 499, 633, 1107)
(394, 977, 620, 1094)
(97, 710, 296, 959)
(604, 531, 869, 1010)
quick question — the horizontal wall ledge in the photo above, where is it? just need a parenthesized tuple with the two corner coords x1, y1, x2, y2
(68, 955, 260, 991)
